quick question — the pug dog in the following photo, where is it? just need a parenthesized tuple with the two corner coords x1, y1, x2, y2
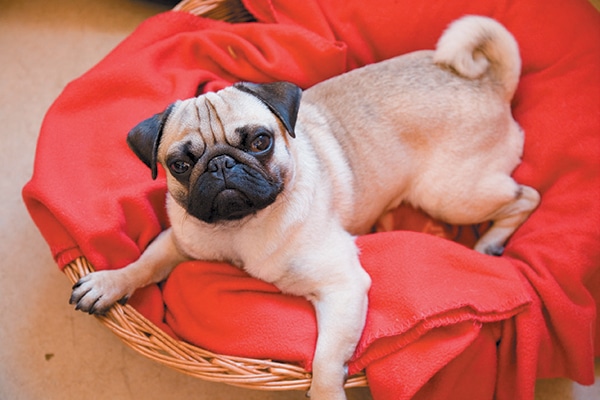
(70, 16, 540, 400)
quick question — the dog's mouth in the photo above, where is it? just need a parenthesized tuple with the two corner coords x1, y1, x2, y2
(186, 162, 283, 224)
(212, 189, 254, 221)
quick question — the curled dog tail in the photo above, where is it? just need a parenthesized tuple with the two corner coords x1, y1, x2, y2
(434, 16, 521, 100)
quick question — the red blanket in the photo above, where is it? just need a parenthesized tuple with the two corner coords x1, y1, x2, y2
(23, 0, 600, 399)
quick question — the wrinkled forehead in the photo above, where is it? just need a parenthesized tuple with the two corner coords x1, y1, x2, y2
(165, 87, 280, 145)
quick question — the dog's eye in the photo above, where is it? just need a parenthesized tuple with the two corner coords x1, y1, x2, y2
(169, 160, 191, 175)
(249, 134, 272, 153)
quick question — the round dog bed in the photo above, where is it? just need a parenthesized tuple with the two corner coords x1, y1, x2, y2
(23, 0, 599, 398)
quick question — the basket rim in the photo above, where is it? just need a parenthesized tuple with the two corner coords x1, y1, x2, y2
(173, 0, 256, 23)
(64, 257, 368, 391)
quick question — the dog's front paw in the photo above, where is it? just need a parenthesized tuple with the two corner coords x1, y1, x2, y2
(307, 366, 348, 400)
(307, 385, 347, 400)
(69, 270, 131, 315)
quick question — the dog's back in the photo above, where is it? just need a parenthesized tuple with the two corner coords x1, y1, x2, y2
(299, 16, 539, 253)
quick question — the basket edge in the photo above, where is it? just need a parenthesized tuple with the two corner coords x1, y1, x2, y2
(64, 257, 368, 390)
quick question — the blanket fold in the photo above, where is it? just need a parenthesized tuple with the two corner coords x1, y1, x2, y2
(22, 0, 599, 398)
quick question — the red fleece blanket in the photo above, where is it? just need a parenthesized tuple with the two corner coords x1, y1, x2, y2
(23, 0, 599, 399)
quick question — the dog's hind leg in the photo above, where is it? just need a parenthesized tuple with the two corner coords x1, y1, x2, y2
(473, 184, 540, 255)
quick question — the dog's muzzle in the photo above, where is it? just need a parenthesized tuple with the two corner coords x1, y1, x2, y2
(188, 154, 282, 223)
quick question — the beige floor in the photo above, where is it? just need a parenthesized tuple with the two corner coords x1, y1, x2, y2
(0, 0, 597, 399)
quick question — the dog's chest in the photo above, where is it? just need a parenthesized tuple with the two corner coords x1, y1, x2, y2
(169, 206, 292, 284)
(174, 219, 241, 264)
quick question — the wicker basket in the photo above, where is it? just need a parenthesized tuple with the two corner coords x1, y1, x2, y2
(62, 0, 368, 392)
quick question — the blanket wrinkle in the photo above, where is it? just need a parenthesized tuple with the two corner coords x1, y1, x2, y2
(366, 321, 493, 400)
(22, 0, 599, 398)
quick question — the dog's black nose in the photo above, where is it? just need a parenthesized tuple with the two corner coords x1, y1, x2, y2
(208, 154, 236, 173)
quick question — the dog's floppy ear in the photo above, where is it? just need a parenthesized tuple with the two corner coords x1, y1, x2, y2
(234, 81, 302, 138)
(127, 104, 175, 180)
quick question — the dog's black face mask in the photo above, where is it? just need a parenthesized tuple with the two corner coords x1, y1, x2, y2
(191, 155, 282, 222)
(166, 125, 284, 223)
(127, 81, 302, 224)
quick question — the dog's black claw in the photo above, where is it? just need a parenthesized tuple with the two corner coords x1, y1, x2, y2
(69, 287, 91, 306)
(117, 296, 129, 306)
(69, 292, 80, 305)
(87, 297, 106, 315)
(72, 275, 90, 290)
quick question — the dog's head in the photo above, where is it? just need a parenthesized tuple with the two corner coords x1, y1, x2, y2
(127, 82, 302, 223)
